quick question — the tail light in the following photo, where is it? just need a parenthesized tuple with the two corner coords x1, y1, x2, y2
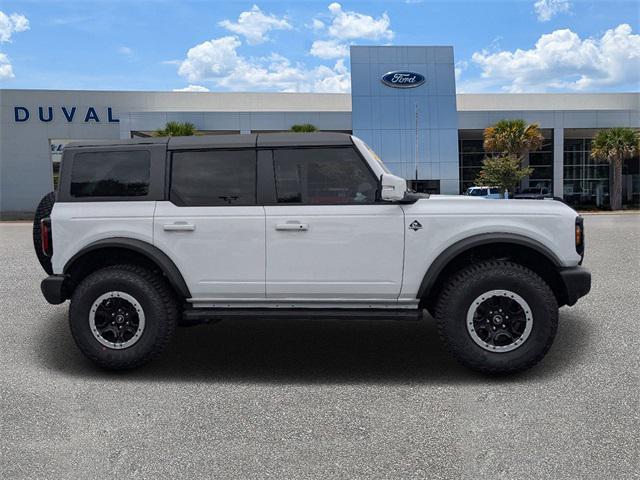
(575, 216, 584, 262)
(41, 218, 52, 257)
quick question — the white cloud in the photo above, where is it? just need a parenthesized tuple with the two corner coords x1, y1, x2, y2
(533, 0, 571, 22)
(219, 5, 291, 45)
(310, 18, 325, 31)
(307, 3, 393, 59)
(177, 36, 350, 92)
(173, 85, 210, 92)
(311, 58, 350, 93)
(0, 11, 29, 43)
(178, 36, 242, 82)
(325, 3, 393, 41)
(454, 60, 468, 81)
(471, 24, 640, 92)
(118, 46, 133, 56)
(310, 39, 349, 59)
(0, 52, 14, 79)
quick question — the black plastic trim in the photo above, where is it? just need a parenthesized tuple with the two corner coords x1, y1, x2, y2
(416, 233, 563, 300)
(41, 275, 67, 304)
(64, 237, 191, 298)
(558, 267, 591, 306)
(257, 149, 276, 204)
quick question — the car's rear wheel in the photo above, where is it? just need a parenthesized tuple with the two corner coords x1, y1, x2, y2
(435, 260, 558, 374)
(69, 265, 178, 370)
(32, 191, 56, 274)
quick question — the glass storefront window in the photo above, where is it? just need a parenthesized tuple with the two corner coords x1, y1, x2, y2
(563, 136, 639, 209)
(564, 138, 610, 208)
(459, 130, 553, 193)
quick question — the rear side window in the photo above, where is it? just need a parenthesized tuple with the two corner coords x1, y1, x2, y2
(273, 147, 377, 204)
(70, 150, 150, 197)
(490, 188, 500, 194)
(170, 149, 256, 206)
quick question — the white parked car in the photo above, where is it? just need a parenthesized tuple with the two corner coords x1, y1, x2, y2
(464, 186, 502, 199)
(35, 133, 590, 373)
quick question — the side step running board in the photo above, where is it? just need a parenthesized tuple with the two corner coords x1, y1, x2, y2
(182, 308, 422, 325)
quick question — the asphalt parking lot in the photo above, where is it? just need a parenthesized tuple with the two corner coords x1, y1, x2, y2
(1, 215, 638, 479)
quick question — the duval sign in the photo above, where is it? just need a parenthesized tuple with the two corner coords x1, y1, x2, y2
(381, 71, 425, 88)
(14, 106, 119, 123)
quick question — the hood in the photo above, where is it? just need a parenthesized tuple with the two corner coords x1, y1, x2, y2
(412, 195, 577, 216)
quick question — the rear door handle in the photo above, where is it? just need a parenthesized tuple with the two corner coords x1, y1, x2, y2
(275, 222, 309, 231)
(163, 222, 195, 232)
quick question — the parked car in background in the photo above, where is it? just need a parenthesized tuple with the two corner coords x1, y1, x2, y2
(464, 186, 502, 199)
(514, 186, 552, 200)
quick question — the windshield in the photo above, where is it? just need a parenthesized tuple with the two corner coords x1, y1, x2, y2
(466, 188, 487, 196)
(351, 136, 391, 174)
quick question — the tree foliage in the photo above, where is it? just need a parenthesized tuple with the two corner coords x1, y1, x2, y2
(154, 121, 196, 137)
(290, 123, 318, 132)
(476, 155, 533, 197)
(483, 119, 544, 158)
(477, 119, 544, 196)
(590, 127, 640, 210)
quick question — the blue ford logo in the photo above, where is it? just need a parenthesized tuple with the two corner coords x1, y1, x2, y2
(381, 71, 425, 88)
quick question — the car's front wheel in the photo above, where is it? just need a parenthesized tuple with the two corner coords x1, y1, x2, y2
(435, 260, 558, 374)
(69, 265, 178, 370)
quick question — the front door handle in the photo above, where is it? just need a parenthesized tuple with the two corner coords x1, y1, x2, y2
(275, 222, 309, 231)
(163, 222, 196, 232)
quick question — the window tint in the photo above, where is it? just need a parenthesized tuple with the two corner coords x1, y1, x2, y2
(490, 188, 500, 194)
(71, 150, 150, 197)
(171, 149, 256, 206)
(273, 148, 377, 204)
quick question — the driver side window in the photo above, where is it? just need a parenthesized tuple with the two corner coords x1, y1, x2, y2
(273, 147, 377, 205)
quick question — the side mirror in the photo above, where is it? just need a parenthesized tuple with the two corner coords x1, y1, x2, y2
(380, 173, 407, 202)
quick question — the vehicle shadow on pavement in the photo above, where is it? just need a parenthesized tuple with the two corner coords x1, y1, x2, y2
(37, 309, 590, 385)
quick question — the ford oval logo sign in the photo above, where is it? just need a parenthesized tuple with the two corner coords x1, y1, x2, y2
(381, 71, 425, 88)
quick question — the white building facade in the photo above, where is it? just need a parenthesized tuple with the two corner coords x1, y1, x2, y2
(1, 45, 638, 216)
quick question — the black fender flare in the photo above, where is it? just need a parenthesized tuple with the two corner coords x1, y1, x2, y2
(416, 233, 562, 300)
(64, 237, 191, 298)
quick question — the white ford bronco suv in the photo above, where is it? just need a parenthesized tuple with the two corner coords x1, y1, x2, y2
(35, 133, 590, 373)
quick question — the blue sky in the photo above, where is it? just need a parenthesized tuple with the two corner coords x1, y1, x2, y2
(0, 0, 638, 93)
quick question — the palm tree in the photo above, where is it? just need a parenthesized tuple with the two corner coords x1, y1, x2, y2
(590, 127, 640, 210)
(483, 119, 544, 159)
(290, 123, 318, 133)
(154, 121, 196, 137)
(477, 119, 544, 197)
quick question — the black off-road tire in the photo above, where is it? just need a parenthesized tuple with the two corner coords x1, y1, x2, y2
(435, 260, 558, 374)
(69, 265, 178, 370)
(32, 191, 56, 274)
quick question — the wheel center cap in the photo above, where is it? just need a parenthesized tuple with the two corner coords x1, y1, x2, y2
(116, 314, 125, 324)
(492, 314, 503, 325)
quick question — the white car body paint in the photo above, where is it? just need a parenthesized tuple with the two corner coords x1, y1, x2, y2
(153, 202, 266, 300)
(50, 201, 156, 274)
(399, 195, 582, 300)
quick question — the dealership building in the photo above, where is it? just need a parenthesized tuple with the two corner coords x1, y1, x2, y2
(1, 45, 638, 216)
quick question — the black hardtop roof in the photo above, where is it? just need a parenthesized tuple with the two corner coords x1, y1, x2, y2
(64, 132, 353, 151)
(168, 132, 353, 149)
(256, 132, 352, 148)
(65, 137, 169, 149)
